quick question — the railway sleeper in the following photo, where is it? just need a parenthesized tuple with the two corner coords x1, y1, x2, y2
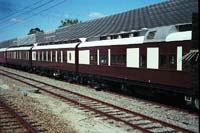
(149, 127, 174, 133)
(142, 123, 163, 129)
(108, 112, 126, 116)
(133, 120, 152, 125)
(97, 108, 116, 112)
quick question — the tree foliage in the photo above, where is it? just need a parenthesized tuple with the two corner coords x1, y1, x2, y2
(59, 18, 81, 28)
(28, 27, 44, 35)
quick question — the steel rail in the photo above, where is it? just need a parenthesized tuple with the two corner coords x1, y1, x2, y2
(0, 69, 194, 133)
(0, 98, 40, 133)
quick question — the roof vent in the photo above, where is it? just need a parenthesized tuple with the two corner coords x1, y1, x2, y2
(129, 33, 134, 37)
(118, 35, 122, 39)
(107, 36, 111, 40)
(141, 28, 148, 30)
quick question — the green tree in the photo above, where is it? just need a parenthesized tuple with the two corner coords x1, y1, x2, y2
(28, 27, 44, 35)
(59, 18, 81, 28)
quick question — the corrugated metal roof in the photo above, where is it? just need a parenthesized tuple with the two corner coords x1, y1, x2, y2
(0, 38, 17, 48)
(0, 0, 198, 46)
(55, 0, 198, 40)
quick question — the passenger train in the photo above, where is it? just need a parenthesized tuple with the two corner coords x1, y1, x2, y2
(0, 23, 198, 109)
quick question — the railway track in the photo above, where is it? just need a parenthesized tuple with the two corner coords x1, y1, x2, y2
(0, 69, 195, 133)
(104, 88, 197, 115)
(0, 97, 40, 133)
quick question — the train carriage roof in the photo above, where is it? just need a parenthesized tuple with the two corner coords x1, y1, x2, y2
(0, 48, 7, 52)
(32, 42, 79, 50)
(55, 0, 198, 40)
(6, 44, 34, 51)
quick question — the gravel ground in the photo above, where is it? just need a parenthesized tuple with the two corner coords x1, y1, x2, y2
(0, 71, 135, 133)
(0, 66, 199, 132)
(0, 76, 76, 133)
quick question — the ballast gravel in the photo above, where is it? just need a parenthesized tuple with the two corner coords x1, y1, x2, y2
(0, 66, 199, 132)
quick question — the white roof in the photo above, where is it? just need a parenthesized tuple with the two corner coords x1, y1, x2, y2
(79, 36, 144, 48)
(7, 46, 33, 51)
(166, 31, 192, 42)
(32, 43, 79, 50)
(0, 48, 7, 52)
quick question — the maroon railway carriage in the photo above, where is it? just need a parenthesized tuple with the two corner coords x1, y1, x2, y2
(0, 48, 6, 65)
(6, 45, 33, 70)
(77, 24, 193, 98)
(31, 39, 85, 78)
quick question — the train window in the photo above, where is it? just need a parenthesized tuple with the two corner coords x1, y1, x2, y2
(16, 52, 18, 59)
(38, 51, 40, 61)
(6, 52, 9, 58)
(36, 52, 38, 61)
(14, 52, 16, 59)
(43, 51, 46, 61)
(90, 54, 97, 62)
(22, 52, 24, 60)
(63, 51, 67, 63)
(58, 51, 61, 62)
(25, 52, 27, 60)
(23, 52, 25, 60)
(32, 52, 36, 61)
(27, 52, 29, 60)
(169, 55, 176, 65)
(19, 52, 20, 59)
(140, 55, 146, 68)
(52, 51, 55, 62)
(147, 31, 156, 39)
(60, 51, 63, 63)
(46, 51, 48, 61)
(18, 52, 20, 59)
(43, 51, 45, 61)
(40, 51, 42, 61)
(69, 53, 71, 61)
(48, 51, 51, 62)
(19, 52, 21, 59)
(21, 52, 23, 59)
(111, 55, 126, 64)
(55, 51, 58, 62)
(159, 55, 166, 66)
(41, 51, 44, 61)
(100, 55, 108, 64)
(16, 51, 19, 59)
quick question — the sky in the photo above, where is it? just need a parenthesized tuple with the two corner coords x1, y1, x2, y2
(0, 0, 166, 42)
